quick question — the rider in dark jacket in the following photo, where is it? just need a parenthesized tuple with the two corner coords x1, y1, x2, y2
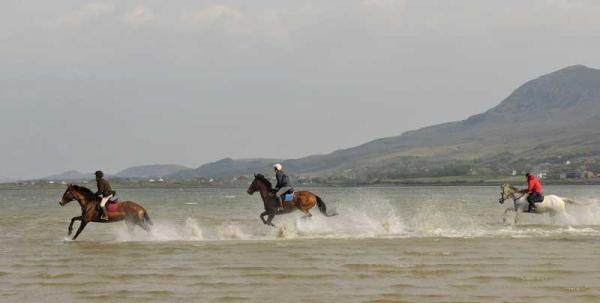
(273, 163, 293, 211)
(95, 170, 115, 220)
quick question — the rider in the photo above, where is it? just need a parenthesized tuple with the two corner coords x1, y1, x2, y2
(95, 170, 115, 221)
(521, 173, 544, 212)
(273, 163, 293, 211)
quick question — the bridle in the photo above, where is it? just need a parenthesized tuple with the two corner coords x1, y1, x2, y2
(499, 186, 526, 204)
(60, 187, 75, 206)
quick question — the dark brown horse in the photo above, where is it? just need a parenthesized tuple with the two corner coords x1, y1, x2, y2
(59, 184, 153, 240)
(246, 174, 336, 227)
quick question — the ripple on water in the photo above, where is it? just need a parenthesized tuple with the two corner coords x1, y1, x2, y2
(469, 275, 550, 283)
(3, 186, 600, 303)
(343, 263, 416, 273)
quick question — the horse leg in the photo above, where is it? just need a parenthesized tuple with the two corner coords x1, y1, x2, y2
(72, 220, 88, 240)
(514, 208, 521, 224)
(137, 219, 151, 232)
(68, 216, 83, 236)
(502, 208, 513, 224)
(132, 213, 151, 232)
(302, 209, 312, 219)
(548, 210, 558, 224)
(266, 213, 276, 227)
(260, 211, 268, 225)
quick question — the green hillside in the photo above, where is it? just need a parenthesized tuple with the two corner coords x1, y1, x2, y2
(191, 65, 600, 181)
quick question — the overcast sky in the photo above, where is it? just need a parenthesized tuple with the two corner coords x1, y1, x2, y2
(1, 0, 600, 179)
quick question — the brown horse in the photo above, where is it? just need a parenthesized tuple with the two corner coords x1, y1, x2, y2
(59, 184, 153, 240)
(246, 174, 336, 227)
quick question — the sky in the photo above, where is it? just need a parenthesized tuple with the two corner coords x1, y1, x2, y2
(1, 0, 600, 179)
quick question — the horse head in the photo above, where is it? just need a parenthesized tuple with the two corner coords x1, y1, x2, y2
(247, 174, 272, 195)
(499, 183, 521, 204)
(59, 184, 76, 206)
(59, 184, 96, 207)
(499, 183, 510, 204)
(247, 175, 259, 195)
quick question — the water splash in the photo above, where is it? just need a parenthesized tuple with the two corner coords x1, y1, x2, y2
(107, 197, 600, 242)
(272, 197, 405, 239)
(216, 224, 249, 240)
(111, 217, 205, 242)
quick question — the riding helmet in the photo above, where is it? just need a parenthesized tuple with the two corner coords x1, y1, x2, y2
(95, 170, 104, 178)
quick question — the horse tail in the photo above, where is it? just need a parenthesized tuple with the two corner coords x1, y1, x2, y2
(316, 196, 337, 217)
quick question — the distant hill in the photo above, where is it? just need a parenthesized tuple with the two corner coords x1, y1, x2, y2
(35, 65, 600, 182)
(284, 64, 600, 178)
(115, 164, 189, 179)
(169, 158, 281, 178)
(44, 170, 91, 181)
(181, 65, 600, 180)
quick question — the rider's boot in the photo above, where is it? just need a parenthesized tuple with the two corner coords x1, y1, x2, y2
(101, 206, 109, 221)
(276, 196, 284, 212)
(528, 203, 536, 213)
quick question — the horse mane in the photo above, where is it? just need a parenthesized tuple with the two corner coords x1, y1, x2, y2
(255, 174, 273, 190)
(70, 184, 97, 200)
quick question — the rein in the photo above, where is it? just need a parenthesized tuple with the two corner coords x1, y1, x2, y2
(498, 193, 526, 203)
(512, 193, 526, 202)
(500, 187, 526, 203)
(68, 187, 97, 210)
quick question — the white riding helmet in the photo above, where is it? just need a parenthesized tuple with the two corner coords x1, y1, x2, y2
(273, 163, 283, 171)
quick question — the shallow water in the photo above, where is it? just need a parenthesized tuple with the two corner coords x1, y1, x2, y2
(1, 185, 599, 302)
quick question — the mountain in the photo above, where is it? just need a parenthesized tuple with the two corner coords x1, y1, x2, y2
(33, 65, 600, 182)
(115, 164, 189, 179)
(169, 158, 281, 178)
(43, 170, 91, 181)
(183, 65, 600, 179)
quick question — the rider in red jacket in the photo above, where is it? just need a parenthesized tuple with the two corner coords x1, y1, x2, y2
(521, 173, 544, 212)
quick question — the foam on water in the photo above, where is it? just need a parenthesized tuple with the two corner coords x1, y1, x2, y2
(564, 199, 600, 225)
(272, 197, 405, 239)
(106, 196, 600, 242)
(112, 217, 204, 242)
(216, 224, 250, 240)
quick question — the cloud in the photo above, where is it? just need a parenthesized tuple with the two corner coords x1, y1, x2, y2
(362, 0, 406, 10)
(124, 5, 155, 25)
(179, 4, 291, 47)
(547, 0, 587, 9)
(57, 2, 115, 25)
(362, 0, 406, 16)
(180, 4, 243, 29)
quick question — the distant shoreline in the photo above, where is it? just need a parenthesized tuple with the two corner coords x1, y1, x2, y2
(2, 178, 600, 190)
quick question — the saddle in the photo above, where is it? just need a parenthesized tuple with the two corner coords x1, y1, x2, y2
(282, 192, 294, 202)
(95, 199, 120, 212)
(106, 201, 119, 212)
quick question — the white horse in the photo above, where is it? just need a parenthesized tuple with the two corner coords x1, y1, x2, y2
(498, 183, 577, 224)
